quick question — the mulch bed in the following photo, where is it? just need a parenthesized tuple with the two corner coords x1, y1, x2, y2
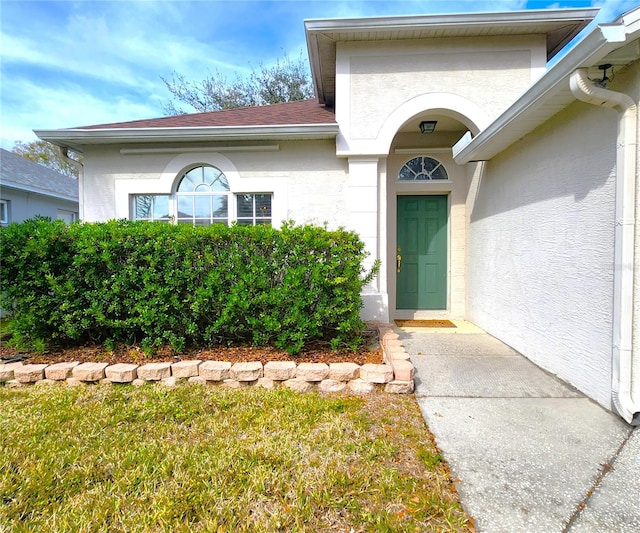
(0, 341, 383, 367)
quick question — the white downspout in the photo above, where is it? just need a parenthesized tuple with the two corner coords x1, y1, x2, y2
(59, 147, 84, 221)
(570, 68, 639, 425)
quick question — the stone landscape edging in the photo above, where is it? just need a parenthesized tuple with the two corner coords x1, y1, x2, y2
(0, 324, 414, 395)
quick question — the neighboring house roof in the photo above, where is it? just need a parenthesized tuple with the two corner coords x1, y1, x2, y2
(36, 100, 339, 153)
(0, 148, 78, 202)
(454, 7, 640, 164)
(305, 8, 598, 107)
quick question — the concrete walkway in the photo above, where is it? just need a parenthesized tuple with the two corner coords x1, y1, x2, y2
(398, 321, 639, 533)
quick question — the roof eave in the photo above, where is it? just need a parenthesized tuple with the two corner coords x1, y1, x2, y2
(453, 21, 636, 164)
(0, 182, 78, 203)
(304, 8, 599, 33)
(35, 124, 340, 153)
(305, 8, 598, 109)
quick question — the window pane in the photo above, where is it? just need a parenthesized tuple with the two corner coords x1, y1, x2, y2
(194, 195, 212, 218)
(236, 193, 272, 225)
(422, 157, 439, 173)
(212, 195, 228, 219)
(406, 158, 422, 175)
(255, 194, 271, 217)
(134, 195, 153, 219)
(178, 196, 193, 219)
(178, 169, 198, 192)
(152, 195, 170, 219)
(212, 173, 230, 192)
(431, 166, 448, 180)
(398, 166, 414, 181)
(398, 156, 448, 181)
(133, 195, 171, 221)
(202, 166, 219, 186)
(237, 194, 254, 218)
(236, 219, 253, 226)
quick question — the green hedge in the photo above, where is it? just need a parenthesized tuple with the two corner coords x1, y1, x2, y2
(0, 218, 378, 354)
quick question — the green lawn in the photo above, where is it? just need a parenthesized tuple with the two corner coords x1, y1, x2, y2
(0, 384, 470, 532)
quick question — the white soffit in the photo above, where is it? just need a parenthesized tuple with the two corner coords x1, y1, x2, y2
(305, 8, 598, 107)
(454, 9, 640, 164)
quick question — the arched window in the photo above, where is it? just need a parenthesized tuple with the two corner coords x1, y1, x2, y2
(132, 164, 272, 226)
(176, 166, 230, 225)
(398, 156, 448, 181)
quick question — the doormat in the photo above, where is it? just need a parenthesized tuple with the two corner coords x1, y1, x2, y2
(394, 319, 457, 328)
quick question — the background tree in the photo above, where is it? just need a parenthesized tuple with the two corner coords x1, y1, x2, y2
(162, 52, 314, 115)
(12, 140, 81, 179)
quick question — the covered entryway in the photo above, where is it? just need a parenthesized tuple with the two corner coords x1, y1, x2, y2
(396, 195, 448, 309)
(387, 111, 479, 320)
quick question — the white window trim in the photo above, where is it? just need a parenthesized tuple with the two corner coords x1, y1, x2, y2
(0, 199, 9, 225)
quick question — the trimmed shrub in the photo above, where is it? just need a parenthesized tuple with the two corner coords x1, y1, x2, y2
(0, 218, 378, 353)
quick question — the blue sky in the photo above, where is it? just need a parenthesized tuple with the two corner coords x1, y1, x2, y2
(1, 0, 637, 149)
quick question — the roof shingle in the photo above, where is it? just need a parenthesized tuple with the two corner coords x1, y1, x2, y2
(0, 149, 78, 200)
(77, 99, 336, 130)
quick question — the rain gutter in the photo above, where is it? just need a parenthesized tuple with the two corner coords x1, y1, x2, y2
(35, 124, 341, 154)
(59, 146, 85, 221)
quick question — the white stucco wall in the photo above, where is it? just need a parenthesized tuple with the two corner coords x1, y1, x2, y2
(467, 102, 618, 409)
(81, 140, 348, 228)
(335, 35, 546, 156)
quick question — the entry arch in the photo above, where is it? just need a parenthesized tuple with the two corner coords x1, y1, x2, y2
(377, 92, 489, 156)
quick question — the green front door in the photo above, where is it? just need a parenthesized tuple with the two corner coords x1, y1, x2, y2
(396, 195, 447, 309)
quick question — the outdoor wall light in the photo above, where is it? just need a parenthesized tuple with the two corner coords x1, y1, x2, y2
(595, 63, 613, 88)
(419, 120, 437, 134)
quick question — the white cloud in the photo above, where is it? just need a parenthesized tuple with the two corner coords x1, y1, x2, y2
(2, 0, 616, 150)
(0, 77, 164, 150)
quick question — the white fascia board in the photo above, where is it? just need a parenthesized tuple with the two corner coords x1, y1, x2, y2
(35, 124, 340, 153)
(305, 29, 325, 106)
(304, 8, 599, 33)
(454, 23, 629, 164)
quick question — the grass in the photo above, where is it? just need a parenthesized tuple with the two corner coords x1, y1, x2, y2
(0, 384, 470, 532)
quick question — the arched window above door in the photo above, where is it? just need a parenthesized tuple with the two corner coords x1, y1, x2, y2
(398, 156, 448, 181)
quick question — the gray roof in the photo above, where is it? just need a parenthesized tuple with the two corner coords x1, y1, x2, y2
(0, 148, 78, 202)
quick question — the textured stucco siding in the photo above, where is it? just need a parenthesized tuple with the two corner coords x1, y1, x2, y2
(467, 102, 617, 409)
(82, 140, 348, 227)
(335, 35, 545, 154)
(349, 50, 531, 140)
